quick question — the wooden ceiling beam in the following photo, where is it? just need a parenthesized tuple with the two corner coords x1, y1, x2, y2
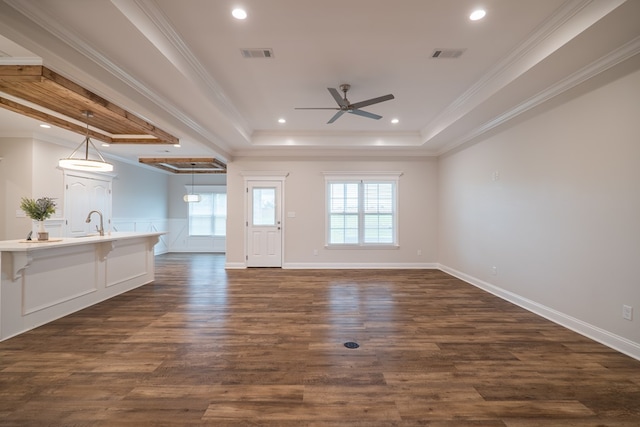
(0, 65, 179, 145)
(139, 157, 227, 174)
(0, 95, 114, 143)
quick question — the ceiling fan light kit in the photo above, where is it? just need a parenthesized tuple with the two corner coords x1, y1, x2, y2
(296, 84, 394, 124)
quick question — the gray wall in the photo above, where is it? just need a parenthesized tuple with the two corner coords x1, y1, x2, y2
(437, 55, 640, 357)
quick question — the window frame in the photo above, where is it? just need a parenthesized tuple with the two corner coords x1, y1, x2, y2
(323, 172, 401, 249)
(185, 185, 227, 237)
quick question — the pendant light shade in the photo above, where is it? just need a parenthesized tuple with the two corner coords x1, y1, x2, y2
(59, 111, 113, 172)
(183, 194, 201, 203)
(184, 163, 201, 203)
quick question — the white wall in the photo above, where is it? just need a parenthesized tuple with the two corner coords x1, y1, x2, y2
(0, 136, 172, 251)
(110, 161, 170, 253)
(226, 157, 438, 268)
(112, 162, 169, 219)
(438, 56, 640, 358)
(0, 137, 68, 240)
(0, 138, 34, 240)
(167, 172, 226, 252)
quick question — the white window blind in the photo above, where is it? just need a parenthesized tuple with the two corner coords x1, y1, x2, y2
(187, 186, 227, 236)
(325, 172, 400, 247)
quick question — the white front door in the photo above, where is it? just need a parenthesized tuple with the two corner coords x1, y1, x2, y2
(246, 181, 282, 267)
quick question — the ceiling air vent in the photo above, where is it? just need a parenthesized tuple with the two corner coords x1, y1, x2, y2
(240, 48, 274, 58)
(431, 48, 466, 59)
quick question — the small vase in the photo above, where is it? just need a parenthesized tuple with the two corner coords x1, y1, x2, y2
(37, 220, 49, 241)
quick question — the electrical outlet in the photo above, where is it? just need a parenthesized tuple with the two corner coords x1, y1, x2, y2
(622, 305, 633, 321)
(417, 249, 422, 256)
(491, 266, 498, 276)
(313, 249, 318, 256)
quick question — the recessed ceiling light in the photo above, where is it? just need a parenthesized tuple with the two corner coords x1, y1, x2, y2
(101, 143, 110, 147)
(469, 9, 486, 21)
(173, 143, 181, 148)
(39, 124, 51, 128)
(278, 118, 286, 124)
(391, 118, 399, 124)
(232, 8, 247, 20)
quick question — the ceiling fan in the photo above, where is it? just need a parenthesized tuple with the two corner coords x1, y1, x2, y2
(295, 84, 394, 124)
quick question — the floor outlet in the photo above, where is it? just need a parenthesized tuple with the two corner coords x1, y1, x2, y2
(622, 305, 633, 321)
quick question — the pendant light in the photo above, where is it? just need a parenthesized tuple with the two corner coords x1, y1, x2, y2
(59, 111, 114, 172)
(183, 163, 201, 202)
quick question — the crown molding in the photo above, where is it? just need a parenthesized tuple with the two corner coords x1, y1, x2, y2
(420, 0, 626, 146)
(436, 34, 640, 156)
(110, 0, 252, 143)
(2, 0, 234, 157)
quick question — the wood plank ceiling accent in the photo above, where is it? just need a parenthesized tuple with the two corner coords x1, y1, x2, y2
(138, 157, 227, 174)
(0, 65, 178, 145)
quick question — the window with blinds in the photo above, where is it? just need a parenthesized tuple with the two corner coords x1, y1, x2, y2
(188, 192, 227, 236)
(326, 178, 397, 246)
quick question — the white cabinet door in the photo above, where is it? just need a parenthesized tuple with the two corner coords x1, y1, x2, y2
(64, 172, 112, 237)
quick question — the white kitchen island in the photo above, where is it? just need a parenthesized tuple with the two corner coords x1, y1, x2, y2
(0, 232, 164, 341)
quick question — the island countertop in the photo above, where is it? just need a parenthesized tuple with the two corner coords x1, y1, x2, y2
(0, 231, 165, 252)
(1, 231, 164, 341)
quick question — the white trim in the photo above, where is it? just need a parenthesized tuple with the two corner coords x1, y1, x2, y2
(0, 57, 42, 65)
(240, 171, 290, 178)
(324, 245, 399, 250)
(62, 169, 117, 180)
(111, 0, 252, 142)
(243, 174, 288, 268)
(323, 171, 403, 179)
(420, 0, 625, 146)
(224, 262, 247, 269)
(437, 34, 640, 155)
(324, 175, 400, 247)
(3, 0, 234, 157)
(439, 264, 640, 362)
(284, 262, 439, 270)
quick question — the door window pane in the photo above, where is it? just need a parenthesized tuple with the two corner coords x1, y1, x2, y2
(253, 188, 276, 226)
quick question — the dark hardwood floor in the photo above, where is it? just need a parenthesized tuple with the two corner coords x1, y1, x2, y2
(1, 253, 639, 426)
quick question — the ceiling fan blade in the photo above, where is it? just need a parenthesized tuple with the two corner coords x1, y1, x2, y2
(328, 87, 348, 107)
(295, 107, 340, 110)
(348, 109, 382, 120)
(327, 110, 345, 124)
(350, 94, 394, 110)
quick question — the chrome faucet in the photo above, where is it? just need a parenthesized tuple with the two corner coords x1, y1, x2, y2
(85, 210, 104, 236)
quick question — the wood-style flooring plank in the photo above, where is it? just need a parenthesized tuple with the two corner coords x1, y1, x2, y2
(1, 253, 639, 426)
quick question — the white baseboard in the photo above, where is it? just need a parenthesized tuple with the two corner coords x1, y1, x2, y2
(439, 264, 640, 362)
(283, 262, 439, 269)
(223, 261, 438, 269)
(224, 262, 247, 269)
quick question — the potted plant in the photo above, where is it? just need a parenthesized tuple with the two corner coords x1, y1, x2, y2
(20, 197, 57, 241)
